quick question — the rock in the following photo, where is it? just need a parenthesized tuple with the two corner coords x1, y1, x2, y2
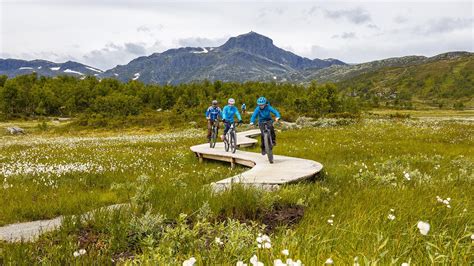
(280, 121, 299, 130)
(295, 116, 315, 127)
(6, 126, 25, 135)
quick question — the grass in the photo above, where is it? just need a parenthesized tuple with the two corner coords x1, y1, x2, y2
(368, 109, 474, 119)
(0, 114, 473, 264)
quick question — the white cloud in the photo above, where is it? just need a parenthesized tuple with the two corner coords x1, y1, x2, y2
(81, 41, 165, 69)
(324, 7, 372, 24)
(177, 37, 229, 48)
(332, 32, 357, 39)
(1, 1, 472, 68)
(414, 17, 474, 35)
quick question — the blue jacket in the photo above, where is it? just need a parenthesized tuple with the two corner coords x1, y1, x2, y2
(222, 105, 242, 123)
(250, 104, 281, 124)
(205, 106, 222, 120)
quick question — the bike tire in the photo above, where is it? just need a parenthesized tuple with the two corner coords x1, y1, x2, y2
(231, 131, 237, 153)
(264, 132, 274, 163)
(224, 134, 230, 152)
(210, 125, 217, 148)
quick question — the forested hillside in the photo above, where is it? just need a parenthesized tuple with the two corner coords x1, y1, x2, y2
(0, 52, 472, 125)
(338, 53, 473, 107)
(0, 74, 358, 124)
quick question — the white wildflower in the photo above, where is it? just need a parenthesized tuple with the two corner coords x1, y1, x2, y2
(354, 256, 359, 266)
(250, 255, 263, 266)
(388, 214, 396, 221)
(264, 242, 272, 249)
(215, 237, 223, 245)
(471, 234, 474, 240)
(236, 261, 248, 266)
(79, 249, 86, 255)
(73, 251, 80, 257)
(183, 257, 196, 266)
(274, 259, 285, 266)
(401, 263, 409, 266)
(325, 258, 334, 264)
(417, 221, 430, 235)
(327, 219, 334, 225)
(262, 234, 271, 243)
(282, 249, 289, 256)
(404, 172, 411, 180)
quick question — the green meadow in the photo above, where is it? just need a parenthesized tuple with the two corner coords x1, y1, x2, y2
(0, 114, 473, 265)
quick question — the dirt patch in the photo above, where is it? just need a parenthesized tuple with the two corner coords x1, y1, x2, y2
(77, 227, 135, 263)
(261, 204, 304, 232)
(111, 251, 135, 263)
(216, 203, 305, 232)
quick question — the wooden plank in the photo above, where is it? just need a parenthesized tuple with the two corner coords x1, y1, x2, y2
(190, 129, 323, 190)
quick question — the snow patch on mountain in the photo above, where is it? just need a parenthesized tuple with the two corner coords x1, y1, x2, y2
(64, 69, 84, 75)
(86, 66, 103, 73)
(19, 67, 34, 70)
(192, 47, 208, 54)
(132, 73, 140, 80)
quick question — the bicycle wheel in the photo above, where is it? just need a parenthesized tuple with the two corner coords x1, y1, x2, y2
(224, 134, 230, 152)
(210, 125, 217, 148)
(231, 130, 237, 153)
(264, 131, 274, 163)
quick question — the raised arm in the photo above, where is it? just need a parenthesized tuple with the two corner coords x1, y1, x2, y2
(250, 107, 259, 124)
(269, 106, 281, 119)
(235, 107, 242, 121)
(218, 107, 223, 119)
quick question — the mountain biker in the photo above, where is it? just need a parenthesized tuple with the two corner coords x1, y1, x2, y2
(250, 96, 281, 155)
(221, 98, 243, 141)
(205, 100, 222, 141)
(241, 103, 247, 114)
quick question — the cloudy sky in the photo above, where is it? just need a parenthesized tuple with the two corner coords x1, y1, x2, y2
(1, 0, 472, 70)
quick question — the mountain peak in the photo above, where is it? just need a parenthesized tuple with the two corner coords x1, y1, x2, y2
(220, 31, 274, 51)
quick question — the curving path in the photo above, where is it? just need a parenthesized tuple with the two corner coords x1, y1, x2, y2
(190, 129, 323, 190)
(1, 130, 323, 243)
(0, 204, 126, 243)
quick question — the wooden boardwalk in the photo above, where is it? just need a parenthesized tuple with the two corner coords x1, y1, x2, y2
(0, 130, 323, 243)
(190, 129, 323, 190)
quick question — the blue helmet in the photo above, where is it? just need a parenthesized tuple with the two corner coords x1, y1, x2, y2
(257, 96, 267, 105)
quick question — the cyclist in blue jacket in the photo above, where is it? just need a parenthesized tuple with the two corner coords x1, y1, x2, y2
(221, 98, 243, 140)
(250, 96, 281, 155)
(205, 100, 222, 141)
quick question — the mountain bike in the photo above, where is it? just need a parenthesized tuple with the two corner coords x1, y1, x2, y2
(260, 120, 274, 164)
(223, 121, 239, 153)
(209, 119, 219, 148)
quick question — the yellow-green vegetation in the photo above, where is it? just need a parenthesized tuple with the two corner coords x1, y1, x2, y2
(368, 109, 474, 119)
(0, 115, 473, 265)
(340, 54, 474, 108)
